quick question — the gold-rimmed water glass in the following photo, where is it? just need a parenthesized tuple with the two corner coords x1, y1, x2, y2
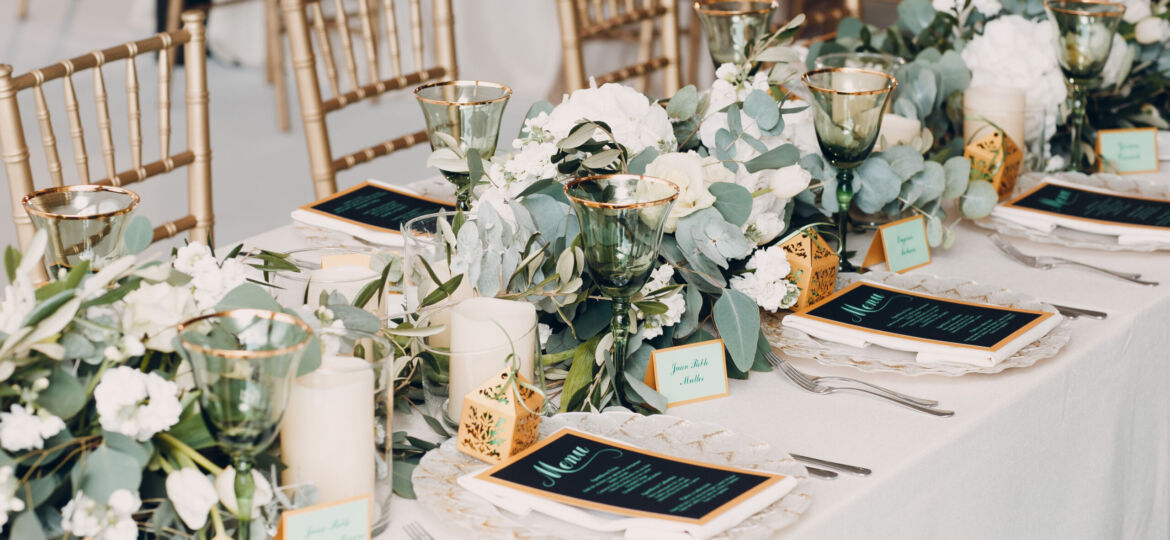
(177, 309, 313, 540)
(802, 67, 897, 271)
(564, 174, 678, 411)
(694, 1, 779, 67)
(21, 185, 140, 274)
(1044, 0, 1125, 171)
(415, 80, 511, 211)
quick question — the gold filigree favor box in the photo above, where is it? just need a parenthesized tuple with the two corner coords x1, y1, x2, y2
(779, 227, 838, 310)
(965, 130, 1022, 199)
(456, 369, 543, 464)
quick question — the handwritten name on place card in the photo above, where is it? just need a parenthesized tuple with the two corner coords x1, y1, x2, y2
(278, 495, 370, 540)
(644, 339, 729, 407)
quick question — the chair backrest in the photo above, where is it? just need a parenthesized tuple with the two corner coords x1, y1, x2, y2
(556, 0, 682, 97)
(281, 0, 457, 199)
(789, 0, 861, 39)
(0, 11, 212, 252)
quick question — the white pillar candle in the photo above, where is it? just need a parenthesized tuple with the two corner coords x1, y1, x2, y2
(876, 113, 922, 151)
(280, 355, 376, 506)
(408, 259, 474, 348)
(447, 298, 537, 419)
(963, 86, 1026, 150)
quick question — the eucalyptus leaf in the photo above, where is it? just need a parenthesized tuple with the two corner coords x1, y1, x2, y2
(666, 85, 699, 120)
(36, 367, 85, 419)
(743, 90, 780, 131)
(75, 444, 143, 501)
(628, 148, 660, 175)
(709, 182, 753, 226)
(713, 289, 760, 372)
(10, 511, 46, 540)
(101, 431, 153, 469)
(623, 372, 666, 414)
(393, 461, 418, 498)
(744, 143, 799, 173)
(942, 156, 971, 198)
(215, 283, 283, 312)
(674, 285, 703, 338)
(123, 216, 153, 255)
(960, 180, 998, 219)
(853, 158, 902, 213)
(897, 0, 936, 34)
(583, 148, 622, 168)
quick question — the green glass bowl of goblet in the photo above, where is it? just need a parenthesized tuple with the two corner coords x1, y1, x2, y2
(21, 185, 140, 275)
(802, 67, 897, 271)
(694, 0, 778, 67)
(415, 80, 511, 211)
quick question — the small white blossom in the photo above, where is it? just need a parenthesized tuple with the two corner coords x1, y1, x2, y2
(215, 467, 274, 519)
(0, 404, 65, 452)
(173, 243, 217, 276)
(121, 282, 197, 353)
(166, 468, 218, 530)
(1135, 16, 1170, 44)
(1121, 0, 1152, 23)
(0, 465, 25, 533)
(744, 212, 786, 246)
(537, 323, 552, 347)
(767, 164, 813, 199)
(731, 246, 799, 312)
(61, 489, 140, 540)
(746, 245, 792, 282)
(541, 83, 676, 155)
(637, 265, 686, 339)
(644, 152, 734, 233)
(94, 366, 181, 442)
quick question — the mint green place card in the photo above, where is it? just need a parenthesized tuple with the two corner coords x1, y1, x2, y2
(644, 339, 728, 407)
(278, 495, 370, 540)
(1097, 128, 1159, 174)
(862, 215, 931, 273)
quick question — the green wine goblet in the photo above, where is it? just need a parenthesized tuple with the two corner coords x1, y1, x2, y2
(1044, 0, 1125, 171)
(693, 1, 778, 67)
(802, 67, 897, 272)
(21, 185, 140, 275)
(415, 80, 511, 211)
(177, 309, 313, 540)
(565, 175, 678, 410)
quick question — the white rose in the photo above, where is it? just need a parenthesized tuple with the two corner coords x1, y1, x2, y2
(121, 282, 196, 352)
(216, 466, 274, 519)
(1122, 0, 1151, 23)
(1135, 16, 1170, 44)
(767, 164, 813, 199)
(645, 152, 718, 233)
(167, 468, 218, 529)
(94, 366, 182, 441)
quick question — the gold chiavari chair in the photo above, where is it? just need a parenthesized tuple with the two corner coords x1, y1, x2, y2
(789, 0, 861, 39)
(0, 11, 213, 250)
(281, 0, 456, 199)
(17, 0, 27, 19)
(556, 0, 682, 97)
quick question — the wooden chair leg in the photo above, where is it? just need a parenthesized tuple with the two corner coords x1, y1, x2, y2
(18, 0, 28, 19)
(266, 0, 290, 131)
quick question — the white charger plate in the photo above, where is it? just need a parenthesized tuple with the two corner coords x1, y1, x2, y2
(762, 272, 1072, 377)
(412, 411, 812, 539)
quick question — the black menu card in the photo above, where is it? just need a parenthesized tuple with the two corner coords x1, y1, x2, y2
(299, 181, 454, 233)
(794, 282, 1054, 352)
(1004, 181, 1170, 230)
(476, 428, 788, 524)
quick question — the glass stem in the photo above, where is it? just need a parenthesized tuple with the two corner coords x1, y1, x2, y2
(456, 189, 472, 212)
(609, 296, 633, 409)
(835, 169, 856, 272)
(232, 457, 255, 540)
(1067, 79, 1088, 172)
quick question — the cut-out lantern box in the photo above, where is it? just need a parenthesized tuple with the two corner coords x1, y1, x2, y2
(965, 130, 1022, 200)
(779, 227, 839, 310)
(456, 369, 543, 464)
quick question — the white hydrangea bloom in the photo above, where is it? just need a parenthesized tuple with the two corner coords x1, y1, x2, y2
(94, 366, 182, 442)
(637, 265, 686, 339)
(173, 243, 217, 276)
(0, 465, 25, 533)
(541, 83, 676, 154)
(745, 245, 792, 282)
(61, 489, 141, 540)
(0, 404, 65, 452)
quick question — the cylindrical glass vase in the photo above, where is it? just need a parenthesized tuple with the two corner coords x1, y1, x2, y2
(266, 247, 401, 315)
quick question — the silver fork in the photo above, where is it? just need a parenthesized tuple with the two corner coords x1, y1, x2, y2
(767, 351, 937, 407)
(404, 521, 436, 540)
(988, 234, 1157, 286)
(768, 353, 955, 417)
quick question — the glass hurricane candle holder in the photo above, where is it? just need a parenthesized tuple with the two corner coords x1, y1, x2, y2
(694, 1, 778, 67)
(177, 309, 312, 540)
(813, 52, 906, 75)
(415, 81, 511, 211)
(266, 247, 395, 314)
(21, 185, 139, 274)
(802, 68, 897, 271)
(1044, 0, 1125, 171)
(564, 174, 678, 411)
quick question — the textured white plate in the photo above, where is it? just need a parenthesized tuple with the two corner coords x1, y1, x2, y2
(974, 172, 1170, 252)
(413, 411, 813, 539)
(762, 272, 1072, 377)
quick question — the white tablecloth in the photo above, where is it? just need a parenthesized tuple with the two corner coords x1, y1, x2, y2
(239, 176, 1170, 539)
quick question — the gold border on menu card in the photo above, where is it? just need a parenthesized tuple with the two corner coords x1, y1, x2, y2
(475, 427, 788, 525)
(644, 339, 730, 407)
(276, 493, 371, 540)
(1002, 180, 1170, 231)
(791, 281, 1055, 353)
(1095, 127, 1160, 175)
(297, 181, 456, 235)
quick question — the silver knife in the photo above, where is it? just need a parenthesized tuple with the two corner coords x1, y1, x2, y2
(804, 466, 838, 480)
(790, 453, 872, 476)
(1049, 303, 1108, 320)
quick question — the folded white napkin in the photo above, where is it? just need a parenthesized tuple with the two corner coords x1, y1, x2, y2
(457, 463, 797, 540)
(781, 283, 1063, 368)
(992, 178, 1170, 245)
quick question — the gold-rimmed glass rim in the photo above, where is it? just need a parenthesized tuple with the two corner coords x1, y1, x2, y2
(1043, 0, 1126, 16)
(802, 67, 899, 96)
(564, 174, 681, 209)
(413, 80, 512, 106)
(21, 185, 140, 220)
(693, 0, 778, 15)
(176, 308, 314, 359)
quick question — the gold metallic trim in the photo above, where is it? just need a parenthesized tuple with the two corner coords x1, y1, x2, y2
(21, 185, 140, 220)
(693, 0, 778, 16)
(1044, 0, 1126, 16)
(176, 309, 313, 359)
(413, 80, 512, 106)
(563, 174, 681, 209)
(801, 67, 898, 96)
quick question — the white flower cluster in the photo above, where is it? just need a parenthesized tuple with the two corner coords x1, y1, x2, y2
(730, 246, 800, 312)
(0, 466, 24, 533)
(637, 265, 686, 339)
(0, 403, 64, 452)
(643, 151, 733, 232)
(962, 15, 1068, 146)
(543, 83, 677, 155)
(94, 366, 181, 441)
(174, 243, 248, 311)
(61, 489, 141, 540)
(932, 0, 1002, 16)
(1123, 0, 1170, 44)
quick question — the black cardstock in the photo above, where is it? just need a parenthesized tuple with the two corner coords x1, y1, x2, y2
(307, 183, 454, 233)
(1009, 183, 1170, 229)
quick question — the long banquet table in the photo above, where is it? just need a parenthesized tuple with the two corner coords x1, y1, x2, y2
(239, 175, 1170, 539)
